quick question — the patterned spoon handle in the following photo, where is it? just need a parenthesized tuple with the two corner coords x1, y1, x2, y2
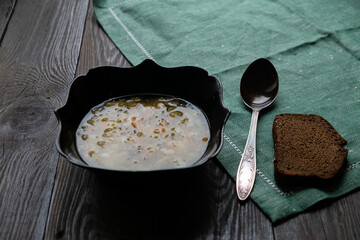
(236, 110, 259, 200)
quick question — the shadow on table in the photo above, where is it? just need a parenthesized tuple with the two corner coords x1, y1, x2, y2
(88, 163, 212, 239)
(274, 158, 348, 193)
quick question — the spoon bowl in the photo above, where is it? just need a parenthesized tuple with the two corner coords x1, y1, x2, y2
(240, 58, 279, 110)
(236, 58, 279, 200)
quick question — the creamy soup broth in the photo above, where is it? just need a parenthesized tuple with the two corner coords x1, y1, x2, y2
(76, 95, 210, 170)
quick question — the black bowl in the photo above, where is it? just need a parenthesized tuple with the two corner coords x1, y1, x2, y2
(55, 59, 230, 172)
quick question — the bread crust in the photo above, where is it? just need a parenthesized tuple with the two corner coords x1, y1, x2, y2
(273, 114, 348, 179)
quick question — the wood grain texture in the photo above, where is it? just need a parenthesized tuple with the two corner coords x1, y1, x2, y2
(200, 161, 274, 240)
(273, 190, 360, 240)
(319, 193, 360, 240)
(273, 211, 326, 239)
(0, 0, 88, 239)
(0, 0, 16, 44)
(75, 0, 131, 76)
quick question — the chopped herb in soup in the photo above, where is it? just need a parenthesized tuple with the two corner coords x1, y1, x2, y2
(76, 95, 210, 170)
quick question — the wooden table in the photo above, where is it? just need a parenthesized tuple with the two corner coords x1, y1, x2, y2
(1, 0, 359, 239)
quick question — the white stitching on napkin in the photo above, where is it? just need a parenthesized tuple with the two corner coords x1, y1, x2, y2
(346, 161, 360, 171)
(223, 133, 243, 155)
(108, 8, 155, 61)
(256, 169, 291, 196)
(223, 133, 290, 196)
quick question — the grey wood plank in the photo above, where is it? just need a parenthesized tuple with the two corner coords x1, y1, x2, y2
(0, 0, 88, 239)
(319, 192, 360, 240)
(197, 161, 274, 240)
(273, 211, 327, 239)
(0, 0, 16, 44)
(273, 190, 360, 240)
(44, 2, 274, 239)
(44, 2, 132, 239)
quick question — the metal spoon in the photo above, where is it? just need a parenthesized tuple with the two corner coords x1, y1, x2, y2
(236, 58, 279, 200)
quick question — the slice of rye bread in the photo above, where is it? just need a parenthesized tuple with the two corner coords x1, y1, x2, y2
(273, 114, 348, 179)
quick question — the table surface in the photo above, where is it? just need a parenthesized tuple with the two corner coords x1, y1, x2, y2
(1, 0, 359, 239)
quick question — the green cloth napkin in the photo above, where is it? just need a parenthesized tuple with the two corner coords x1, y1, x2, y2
(93, 0, 360, 222)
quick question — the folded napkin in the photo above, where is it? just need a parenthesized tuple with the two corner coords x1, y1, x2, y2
(93, 0, 360, 222)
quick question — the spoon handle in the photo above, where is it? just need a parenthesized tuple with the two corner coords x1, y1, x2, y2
(236, 110, 259, 200)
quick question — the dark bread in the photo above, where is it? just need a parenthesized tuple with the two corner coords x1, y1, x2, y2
(273, 114, 348, 179)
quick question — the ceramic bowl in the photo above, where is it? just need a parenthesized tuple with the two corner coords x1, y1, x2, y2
(55, 59, 230, 172)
